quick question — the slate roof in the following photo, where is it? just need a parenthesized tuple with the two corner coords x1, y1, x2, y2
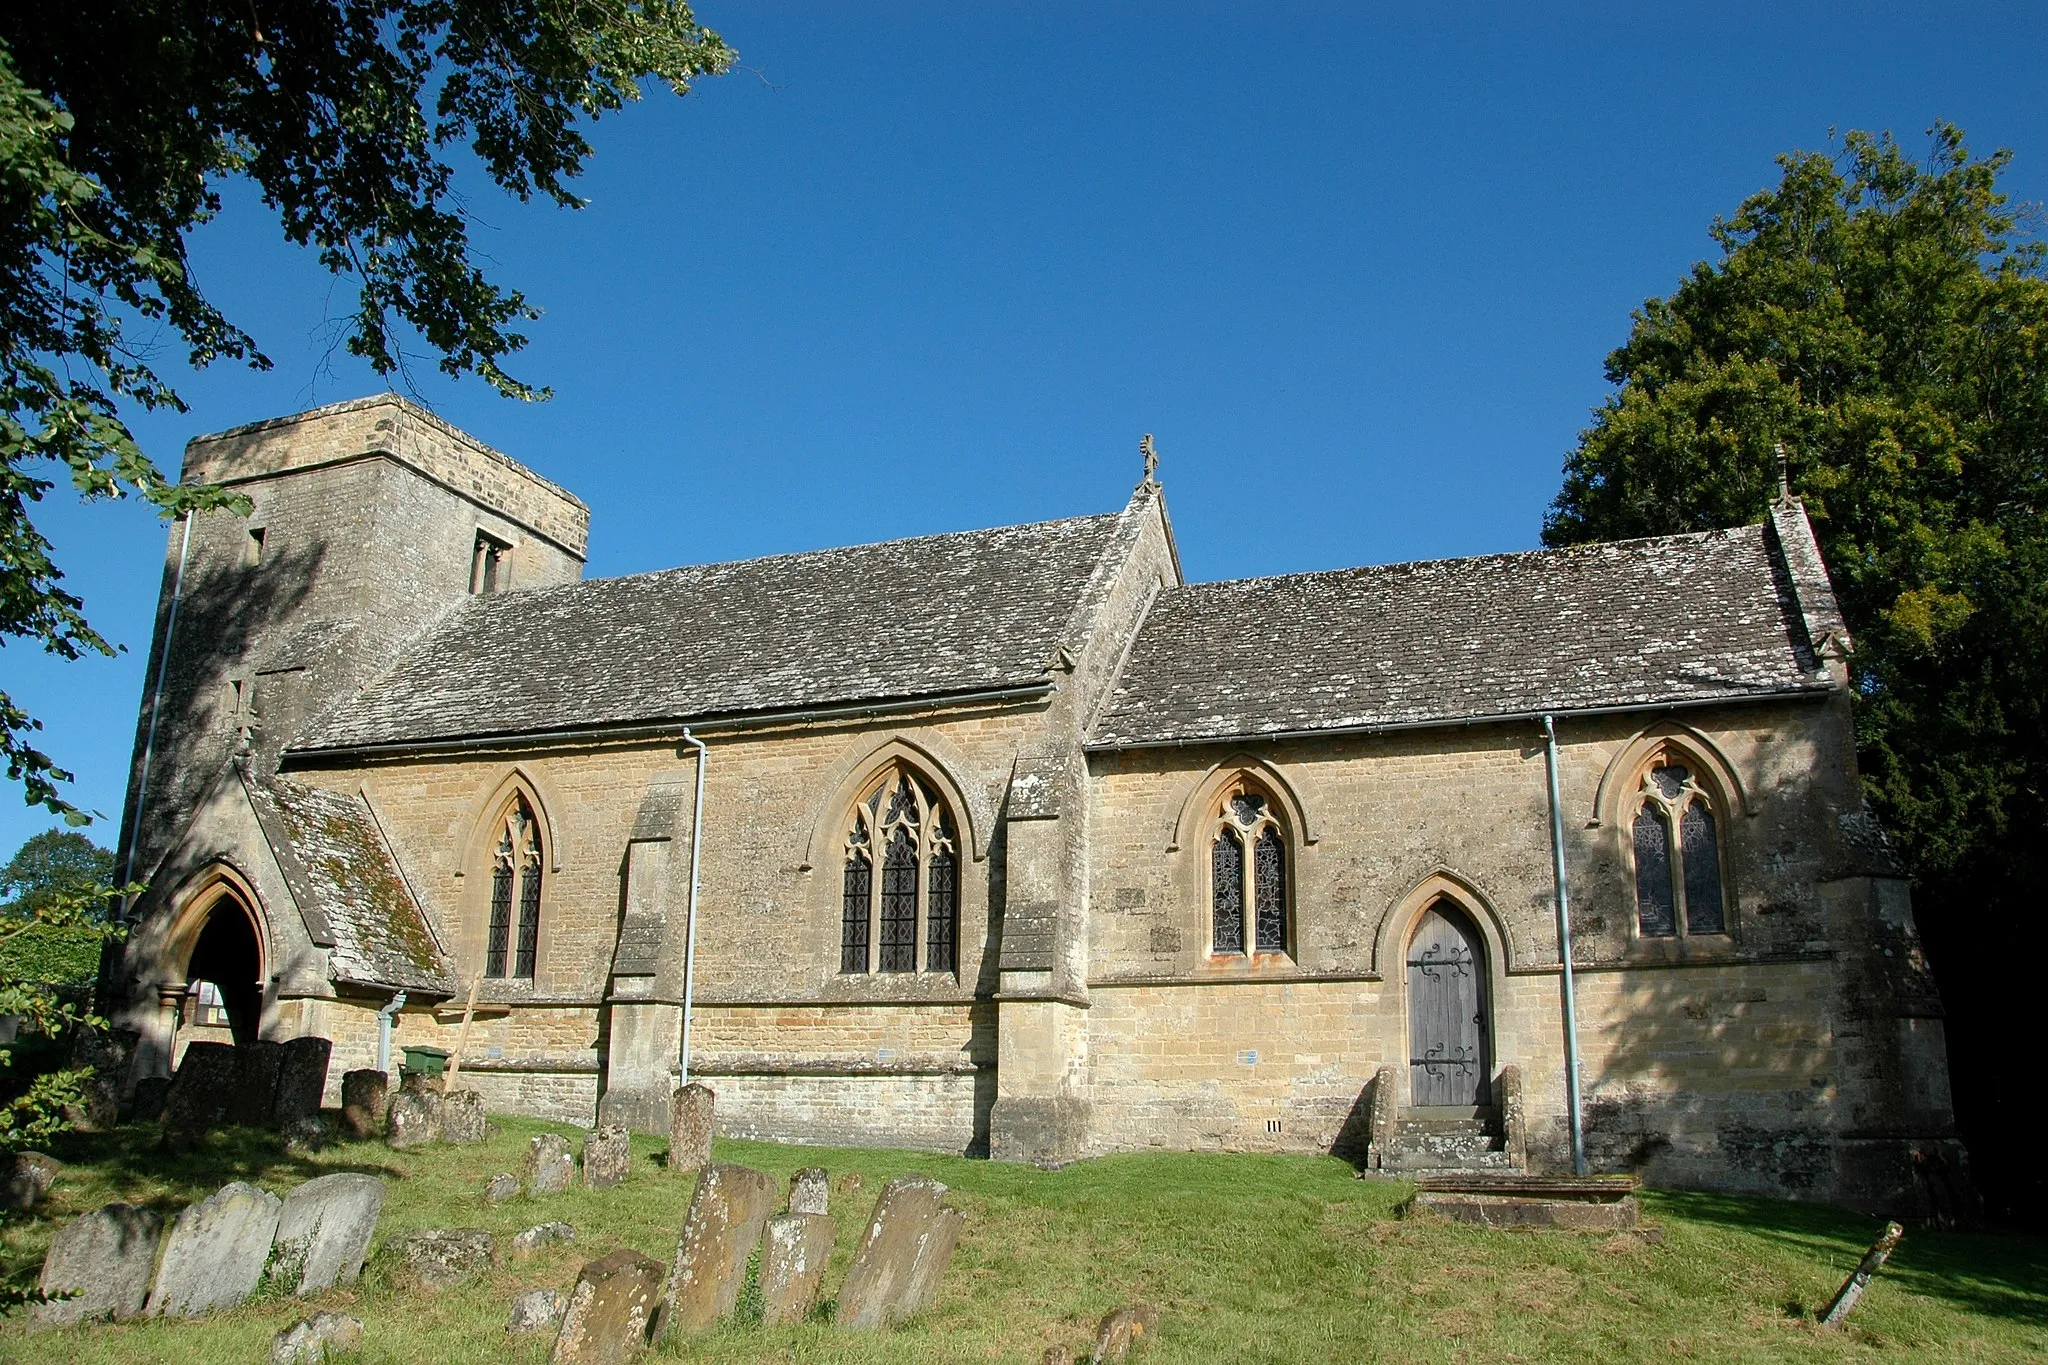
(246, 776, 457, 994)
(1089, 521, 1834, 748)
(296, 510, 1132, 752)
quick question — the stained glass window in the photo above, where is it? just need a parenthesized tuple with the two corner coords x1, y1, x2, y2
(1211, 779, 1291, 956)
(1681, 802, 1725, 934)
(1632, 758, 1729, 939)
(486, 845, 514, 977)
(1213, 827, 1245, 953)
(1633, 805, 1676, 937)
(879, 827, 919, 972)
(841, 815, 872, 974)
(1254, 826, 1287, 951)
(838, 763, 962, 976)
(485, 799, 542, 979)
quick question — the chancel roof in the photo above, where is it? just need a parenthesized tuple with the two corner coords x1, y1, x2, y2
(296, 510, 1132, 752)
(1088, 521, 1833, 748)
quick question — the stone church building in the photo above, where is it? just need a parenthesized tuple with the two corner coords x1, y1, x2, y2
(105, 395, 1958, 1212)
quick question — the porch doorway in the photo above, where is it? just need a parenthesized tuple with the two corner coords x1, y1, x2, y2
(1406, 899, 1491, 1107)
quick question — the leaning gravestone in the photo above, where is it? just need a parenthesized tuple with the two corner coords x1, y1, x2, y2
(273, 1037, 333, 1128)
(551, 1248, 666, 1365)
(229, 1040, 287, 1126)
(399, 1229, 495, 1289)
(271, 1173, 384, 1295)
(788, 1167, 830, 1216)
(161, 1040, 239, 1141)
(582, 1124, 631, 1189)
(668, 1082, 715, 1174)
(386, 1087, 444, 1149)
(340, 1069, 388, 1139)
(31, 1202, 164, 1327)
(837, 1175, 966, 1329)
(759, 1211, 836, 1326)
(654, 1161, 775, 1337)
(523, 1132, 576, 1195)
(145, 1181, 284, 1319)
(442, 1088, 488, 1144)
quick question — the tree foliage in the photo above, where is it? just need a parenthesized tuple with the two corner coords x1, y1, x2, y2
(0, 2, 731, 821)
(1, 829, 115, 920)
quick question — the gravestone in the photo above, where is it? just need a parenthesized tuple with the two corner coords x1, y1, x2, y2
(654, 1161, 775, 1337)
(442, 1089, 488, 1144)
(834, 1171, 865, 1198)
(399, 1229, 495, 1289)
(788, 1167, 830, 1216)
(509, 1288, 568, 1335)
(1090, 1304, 1161, 1362)
(273, 1037, 333, 1128)
(582, 1124, 631, 1189)
(229, 1040, 286, 1126)
(386, 1088, 443, 1149)
(145, 1181, 284, 1318)
(161, 1041, 238, 1141)
(667, 1082, 715, 1174)
(1, 1151, 61, 1211)
(837, 1176, 965, 1329)
(129, 1075, 171, 1122)
(31, 1203, 163, 1326)
(485, 1172, 521, 1203)
(340, 1069, 388, 1139)
(512, 1221, 576, 1258)
(550, 1248, 666, 1365)
(271, 1173, 384, 1295)
(523, 1132, 576, 1195)
(759, 1211, 836, 1326)
(65, 1027, 136, 1131)
(283, 1114, 330, 1156)
(269, 1311, 364, 1364)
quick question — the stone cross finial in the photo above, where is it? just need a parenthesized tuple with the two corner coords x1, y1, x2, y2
(1139, 433, 1159, 488)
(1774, 442, 1794, 507)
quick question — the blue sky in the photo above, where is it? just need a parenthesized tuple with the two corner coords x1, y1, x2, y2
(7, 3, 2046, 856)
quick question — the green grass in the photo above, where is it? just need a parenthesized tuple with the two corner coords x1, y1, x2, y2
(4, 1116, 2045, 1362)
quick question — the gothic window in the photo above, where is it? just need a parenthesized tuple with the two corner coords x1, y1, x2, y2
(486, 797, 544, 978)
(1210, 780, 1291, 955)
(839, 764, 960, 975)
(1630, 760, 1728, 938)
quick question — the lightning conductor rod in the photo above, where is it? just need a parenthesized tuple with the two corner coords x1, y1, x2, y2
(678, 727, 709, 1086)
(1541, 713, 1589, 1176)
(122, 512, 195, 917)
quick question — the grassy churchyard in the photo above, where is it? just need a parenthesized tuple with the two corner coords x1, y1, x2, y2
(2, 1114, 2044, 1363)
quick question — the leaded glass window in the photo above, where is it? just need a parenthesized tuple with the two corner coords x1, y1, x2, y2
(838, 763, 962, 975)
(1209, 779, 1291, 956)
(1631, 760, 1730, 939)
(485, 798, 543, 979)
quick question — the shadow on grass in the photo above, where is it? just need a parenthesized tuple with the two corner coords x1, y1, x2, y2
(32, 1118, 404, 1220)
(1651, 1188, 2048, 1328)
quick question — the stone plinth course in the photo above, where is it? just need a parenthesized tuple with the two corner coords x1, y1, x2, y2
(400, 1228, 496, 1289)
(273, 1037, 333, 1127)
(512, 1220, 576, 1258)
(269, 1310, 364, 1364)
(582, 1123, 631, 1189)
(386, 1088, 443, 1149)
(759, 1211, 836, 1326)
(271, 1173, 385, 1295)
(229, 1040, 286, 1126)
(524, 1132, 576, 1195)
(31, 1202, 164, 1327)
(160, 1041, 238, 1141)
(667, 1083, 714, 1174)
(654, 1161, 775, 1337)
(837, 1176, 966, 1329)
(340, 1069, 389, 1138)
(551, 1248, 666, 1365)
(509, 1288, 568, 1335)
(145, 1180, 284, 1318)
(788, 1167, 830, 1216)
(442, 1088, 489, 1144)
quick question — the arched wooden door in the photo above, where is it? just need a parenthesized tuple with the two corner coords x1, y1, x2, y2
(1407, 900, 1490, 1107)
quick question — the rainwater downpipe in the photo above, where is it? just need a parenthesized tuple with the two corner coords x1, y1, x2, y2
(1541, 714, 1590, 1176)
(678, 729, 708, 1085)
(121, 512, 194, 916)
(376, 991, 407, 1074)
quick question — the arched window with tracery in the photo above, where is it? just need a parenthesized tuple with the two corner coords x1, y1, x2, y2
(1631, 759, 1727, 938)
(486, 797, 544, 978)
(840, 764, 959, 975)
(1210, 779, 1290, 956)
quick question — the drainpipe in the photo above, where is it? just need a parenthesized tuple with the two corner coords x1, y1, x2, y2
(1541, 715, 1589, 1176)
(376, 991, 407, 1074)
(121, 512, 194, 916)
(678, 729, 708, 1085)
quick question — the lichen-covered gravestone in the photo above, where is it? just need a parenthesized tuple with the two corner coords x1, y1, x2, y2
(667, 1082, 715, 1174)
(485, 1172, 521, 1203)
(788, 1167, 830, 1216)
(399, 1229, 495, 1289)
(654, 1161, 775, 1337)
(512, 1221, 575, 1258)
(550, 1248, 666, 1365)
(442, 1088, 488, 1144)
(759, 1212, 836, 1326)
(65, 1027, 136, 1131)
(229, 1040, 286, 1127)
(836, 1176, 966, 1329)
(270, 1173, 384, 1295)
(273, 1037, 333, 1128)
(161, 1041, 239, 1141)
(386, 1088, 444, 1149)
(145, 1181, 284, 1318)
(269, 1310, 364, 1364)
(582, 1124, 631, 1189)
(523, 1132, 576, 1195)
(31, 1203, 164, 1327)
(340, 1069, 388, 1139)
(509, 1288, 568, 1335)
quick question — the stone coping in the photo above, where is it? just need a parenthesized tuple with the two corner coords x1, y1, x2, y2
(1413, 1173, 1640, 1201)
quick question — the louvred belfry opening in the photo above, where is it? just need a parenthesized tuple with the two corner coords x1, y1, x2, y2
(839, 764, 960, 975)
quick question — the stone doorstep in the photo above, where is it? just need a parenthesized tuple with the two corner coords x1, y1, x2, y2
(1409, 1191, 1641, 1231)
(1413, 1173, 1641, 1201)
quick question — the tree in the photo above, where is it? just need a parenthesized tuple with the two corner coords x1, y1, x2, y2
(1545, 123, 2048, 1219)
(1, 829, 114, 919)
(0, 2, 732, 822)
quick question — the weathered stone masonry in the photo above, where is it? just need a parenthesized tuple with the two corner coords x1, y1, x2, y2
(106, 396, 1959, 1214)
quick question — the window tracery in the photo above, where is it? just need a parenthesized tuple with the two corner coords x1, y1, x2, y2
(487, 796, 544, 978)
(840, 764, 959, 975)
(1210, 779, 1290, 955)
(1630, 759, 1727, 937)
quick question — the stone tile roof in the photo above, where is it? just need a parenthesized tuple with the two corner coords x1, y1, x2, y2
(1089, 521, 1833, 748)
(296, 511, 1130, 752)
(246, 776, 457, 994)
